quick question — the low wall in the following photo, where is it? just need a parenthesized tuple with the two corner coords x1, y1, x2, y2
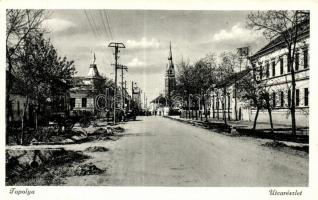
(251, 108, 309, 127)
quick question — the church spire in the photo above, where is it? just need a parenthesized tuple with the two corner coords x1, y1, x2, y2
(93, 52, 96, 64)
(168, 42, 172, 61)
(168, 42, 174, 69)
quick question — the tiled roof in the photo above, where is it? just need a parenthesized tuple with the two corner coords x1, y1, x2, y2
(251, 19, 309, 59)
(215, 69, 251, 88)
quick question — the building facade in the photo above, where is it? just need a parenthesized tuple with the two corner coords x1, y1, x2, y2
(69, 63, 105, 115)
(209, 69, 252, 122)
(249, 20, 309, 127)
(208, 20, 309, 127)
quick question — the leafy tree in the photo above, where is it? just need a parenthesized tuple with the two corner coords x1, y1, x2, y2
(175, 54, 218, 120)
(13, 32, 75, 144)
(216, 51, 238, 124)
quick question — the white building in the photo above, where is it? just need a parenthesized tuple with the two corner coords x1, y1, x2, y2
(209, 69, 252, 122)
(249, 20, 309, 127)
(208, 20, 309, 127)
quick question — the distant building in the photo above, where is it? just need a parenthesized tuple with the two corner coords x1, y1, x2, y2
(132, 82, 142, 110)
(150, 94, 168, 116)
(164, 42, 176, 104)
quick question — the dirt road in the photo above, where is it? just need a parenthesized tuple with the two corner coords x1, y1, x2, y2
(64, 116, 308, 186)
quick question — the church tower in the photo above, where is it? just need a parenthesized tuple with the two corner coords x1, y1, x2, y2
(164, 42, 176, 104)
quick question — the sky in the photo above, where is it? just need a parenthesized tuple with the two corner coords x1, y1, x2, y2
(43, 10, 268, 103)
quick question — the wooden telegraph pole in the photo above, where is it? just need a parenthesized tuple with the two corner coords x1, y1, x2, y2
(108, 42, 125, 124)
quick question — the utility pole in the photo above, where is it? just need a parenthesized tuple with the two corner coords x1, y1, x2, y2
(131, 81, 134, 111)
(144, 92, 146, 110)
(108, 42, 125, 125)
(124, 80, 127, 111)
(114, 64, 128, 110)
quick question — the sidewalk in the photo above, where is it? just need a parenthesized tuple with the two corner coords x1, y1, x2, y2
(165, 115, 309, 145)
(169, 115, 308, 130)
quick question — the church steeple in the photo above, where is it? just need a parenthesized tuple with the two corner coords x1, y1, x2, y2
(165, 42, 176, 100)
(168, 42, 174, 69)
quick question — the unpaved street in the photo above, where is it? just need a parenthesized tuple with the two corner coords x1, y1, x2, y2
(64, 116, 308, 186)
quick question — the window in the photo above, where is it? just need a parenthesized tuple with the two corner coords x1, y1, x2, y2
(272, 92, 276, 107)
(280, 58, 284, 75)
(296, 89, 300, 107)
(288, 90, 291, 107)
(17, 101, 20, 116)
(304, 88, 309, 106)
(280, 91, 284, 107)
(272, 61, 276, 77)
(295, 52, 299, 71)
(259, 65, 263, 80)
(70, 98, 75, 109)
(304, 49, 308, 69)
(82, 98, 87, 108)
(266, 63, 270, 78)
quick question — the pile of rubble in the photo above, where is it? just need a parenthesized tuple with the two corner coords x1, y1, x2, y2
(30, 121, 124, 145)
(72, 163, 104, 176)
(85, 146, 109, 152)
(6, 147, 90, 185)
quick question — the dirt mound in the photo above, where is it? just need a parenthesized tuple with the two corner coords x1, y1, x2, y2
(85, 146, 109, 152)
(261, 141, 308, 156)
(93, 128, 113, 136)
(113, 126, 124, 133)
(262, 141, 287, 148)
(73, 163, 104, 176)
(6, 149, 89, 185)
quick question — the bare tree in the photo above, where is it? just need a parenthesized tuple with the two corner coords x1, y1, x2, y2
(6, 9, 47, 144)
(247, 10, 309, 135)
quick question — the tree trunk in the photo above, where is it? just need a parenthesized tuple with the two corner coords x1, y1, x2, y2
(267, 107, 274, 134)
(227, 94, 231, 120)
(223, 88, 227, 125)
(253, 107, 260, 130)
(20, 95, 29, 145)
(203, 97, 207, 122)
(217, 96, 219, 120)
(212, 95, 215, 118)
(289, 50, 297, 135)
(234, 82, 238, 120)
(35, 87, 39, 131)
(6, 53, 13, 145)
(195, 101, 198, 120)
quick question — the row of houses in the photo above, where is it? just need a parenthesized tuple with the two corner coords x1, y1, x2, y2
(209, 19, 309, 127)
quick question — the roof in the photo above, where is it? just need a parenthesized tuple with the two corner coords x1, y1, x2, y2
(87, 64, 101, 78)
(215, 69, 251, 88)
(251, 19, 309, 60)
(150, 95, 167, 104)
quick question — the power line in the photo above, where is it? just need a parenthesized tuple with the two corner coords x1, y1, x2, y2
(83, 10, 113, 69)
(104, 10, 113, 40)
(83, 10, 98, 39)
(99, 10, 111, 41)
(88, 10, 103, 38)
